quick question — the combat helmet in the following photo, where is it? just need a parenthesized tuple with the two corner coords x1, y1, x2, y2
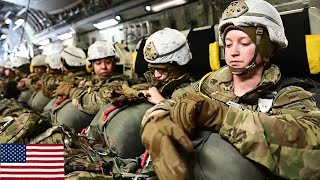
(143, 28, 192, 92)
(144, 27, 192, 66)
(11, 57, 31, 75)
(11, 57, 30, 68)
(0, 60, 8, 68)
(30, 55, 47, 73)
(45, 54, 62, 70)
(87, 41, 119, 62)
(31, 55, 47, 67)
(218, 0, 288, 75)
(60, 46, 86, 67)
(4, 61, 13, 70)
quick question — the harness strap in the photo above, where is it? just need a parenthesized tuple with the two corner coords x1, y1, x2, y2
(54, 97, 66, 107)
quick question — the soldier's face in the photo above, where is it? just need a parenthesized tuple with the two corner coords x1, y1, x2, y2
(33, 66, 46, 74)
(14, 69, 22, 76)
(93, 58, 114, 79)
(60, 64, 68, 74)
(153, 68, 169, 82)
(224, 29, 262, 69)
(4, 69, 13, 77)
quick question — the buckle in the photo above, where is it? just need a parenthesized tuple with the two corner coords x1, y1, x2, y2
(256, 27, 264, 35)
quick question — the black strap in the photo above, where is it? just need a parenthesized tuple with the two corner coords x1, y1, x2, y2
(274, 76, 318, 92)
(274, 76, 320, 108)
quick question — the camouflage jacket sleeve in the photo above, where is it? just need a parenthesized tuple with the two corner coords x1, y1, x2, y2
(40, 74, 63, 98)
(171, 83, 198, 99)
(219, 86, 320, 180)
(25, 76, 41, 93)
(69, 79, 129, 115)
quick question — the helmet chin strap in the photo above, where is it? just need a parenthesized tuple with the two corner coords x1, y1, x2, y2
(229, 27, 264, 76)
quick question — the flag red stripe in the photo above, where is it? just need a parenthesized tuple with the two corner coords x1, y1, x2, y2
(27, 144, 64, 146)
(1, 166, 64, 169)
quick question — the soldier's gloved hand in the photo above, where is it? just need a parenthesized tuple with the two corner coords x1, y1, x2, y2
(141, 111, 193, 180)
(16, 79, 27, 90)
(171, 94, 229, 137)
(27, 73, 39, 79)
(53, 82, 74, 97)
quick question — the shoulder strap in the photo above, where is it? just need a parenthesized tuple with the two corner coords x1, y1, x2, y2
(274, 77, 316, 91)
(198, 71, 214, 99)
(274, 76, 320, 108)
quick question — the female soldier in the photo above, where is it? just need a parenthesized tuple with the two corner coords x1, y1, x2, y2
(40, 53, 63, 99)
(11, 57, 32, 104)
(1, 61, 19, 99)
(22, 55, 47, 108)
(141, 0, 320, 180)
(51, 41, 129, 132)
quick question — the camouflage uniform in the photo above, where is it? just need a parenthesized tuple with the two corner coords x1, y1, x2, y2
(142, 65, 320, 180)
(65, 41, 131, 116)
(69, 73, 130, 115)
(46, 70, 129, 133)
(46, 71, 88, 99)
(39, 73, 62, 98)
(25, 74, 43, 93)
(202, 65, 320, 179)
(42, 70, 89, 114)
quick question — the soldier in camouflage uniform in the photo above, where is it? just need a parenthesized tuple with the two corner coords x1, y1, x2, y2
(40, 54, 63, 99)
(0, 59, 45, 143)
(0, 49, 85, 144)
(51, 41, 129, 132)
(141, 0, 320, 180)
(22, 55, 47, 94)
(45, 47, 89, 101)
(27, 54, 61, 113)
(11, 57, 32, 104)
(42, 46, 89, 123)
(140, 27, 194, 104)
(0, 61, 19, 99)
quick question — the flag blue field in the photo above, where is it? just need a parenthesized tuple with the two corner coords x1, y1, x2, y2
(0, 144, 64, 179)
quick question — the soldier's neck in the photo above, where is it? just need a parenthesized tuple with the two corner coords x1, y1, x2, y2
(233, 67, 264, 97)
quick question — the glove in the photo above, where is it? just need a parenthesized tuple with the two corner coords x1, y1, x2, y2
(27, 73, 39, 79)
(109, 84, 147, 105)
(141, 111, 193, 180)
(171, 94, 229, 137)
(53, 82, 73, 97)
(122, 84, 146, 99)
(16, 79, 27, 90)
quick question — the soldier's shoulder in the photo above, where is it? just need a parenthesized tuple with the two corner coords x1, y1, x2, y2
(273, 85, 317, 110)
